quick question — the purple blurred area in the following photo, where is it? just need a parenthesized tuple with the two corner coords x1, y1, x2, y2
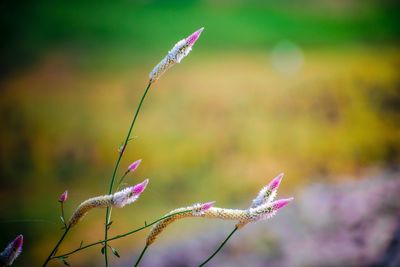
(119, 171, 400, 267)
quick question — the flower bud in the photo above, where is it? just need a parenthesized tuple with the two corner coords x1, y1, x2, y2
(59, 190, 68, 203)
(127, 159, 142, 173)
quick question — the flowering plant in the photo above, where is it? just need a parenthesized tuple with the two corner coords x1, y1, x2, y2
(4, 27, 293, 267)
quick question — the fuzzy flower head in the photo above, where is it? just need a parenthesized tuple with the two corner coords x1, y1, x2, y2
(127, 159, 142, 173)
(149, 27, 204, 83)
(113, 179, 149, 208)
(250, 197, 294, 223)
(192, 201, 215, 216)
(59, 190, 68, 203)
(251, 173, 284, 208)
(0, 235, 23, 266)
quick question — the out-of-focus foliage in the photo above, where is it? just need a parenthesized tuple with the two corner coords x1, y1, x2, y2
(0, 0, 399, 76)
(0, 0, 399, 266)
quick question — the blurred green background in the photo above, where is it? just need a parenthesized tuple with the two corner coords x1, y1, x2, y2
(0, 0, 399, 266)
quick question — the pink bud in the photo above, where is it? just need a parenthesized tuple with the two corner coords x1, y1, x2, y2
(268, 173, 284, 191)
(13, 235, 23, 251)
(200, 201, 215, 212)
(128, 159, 142, 173)
(186, 27, 204, 46)
(132, 179, 149, 195)
(59, 190, 68, 202)
(272, 197, 294, 211)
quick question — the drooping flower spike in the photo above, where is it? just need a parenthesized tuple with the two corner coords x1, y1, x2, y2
(68, 179, 149, 227)
(146, 197, 293, 246)
(149, 27, 204, 83)
(0, 235, 23, 266)
(146, 202, 215, 245)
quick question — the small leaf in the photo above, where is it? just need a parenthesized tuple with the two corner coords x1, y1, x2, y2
(107, 221, 113, 229)
(60, 216, 65, 224)
(101, 246, 106, 255)
(79, 240, 84, 248)
(61, 259, 70, 266)
(144, 221, 147, 226)
(111, 247, 120, 258)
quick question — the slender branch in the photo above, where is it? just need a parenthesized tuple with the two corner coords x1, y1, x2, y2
(133, 245, 148, 267)
(54, 210, 192, 259)
(42, 226, 71, 267)
(198, 226, 238, 267)
(104, 81, 152, 266)
(108, 171, 130, 222)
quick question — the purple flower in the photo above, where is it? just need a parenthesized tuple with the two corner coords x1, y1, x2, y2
(59, 190, 68, 203)
(128, 159, 142, 173)
(149, 27, 205, 82)
(192, 201, 216, 216)
(269, 173, 284, 191)
(0, 235, 23, 266)
(200, 201, 215, 212)
(132, 179, 149, 195)
(113, 179, 149, 208)
(186, 27, 204, 47)
(272, 197, 294, 211)
(251, 173, 284, 208)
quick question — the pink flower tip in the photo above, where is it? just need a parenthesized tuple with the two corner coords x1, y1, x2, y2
(132, 179, 149, 195)
(128, 159, 142, 173)
(268, 173, 284, 191)
(273, 197, 294, 210)
(13, 235, 23, 249)
(201, 201, 215, 211)
(186, 27, 204, 46)
(0, 234, 23, 265)
(59, 190, 68, 202)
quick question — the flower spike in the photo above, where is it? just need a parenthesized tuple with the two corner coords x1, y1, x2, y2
(146, 197, 294, 246)
(251, 173, 284, 208)
(149, 27, 204, 83)
(0, 235, 23, 266)
(68, 179, 149, 227)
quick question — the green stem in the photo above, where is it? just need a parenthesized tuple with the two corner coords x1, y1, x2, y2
(104, 81, 152, 266)
(108, 171, 130, 222)
(198, 226, 238, 267)
(133, 245, 148, 267)
(42, 226, 71, 267)
(60, 202, 67, 229)
(54, 210, 192, 260)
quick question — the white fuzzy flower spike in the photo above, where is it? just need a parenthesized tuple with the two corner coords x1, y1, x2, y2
(149, 27, 204, 83)
(113, 179, 149, 208)
(251, 173, 284, 208)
